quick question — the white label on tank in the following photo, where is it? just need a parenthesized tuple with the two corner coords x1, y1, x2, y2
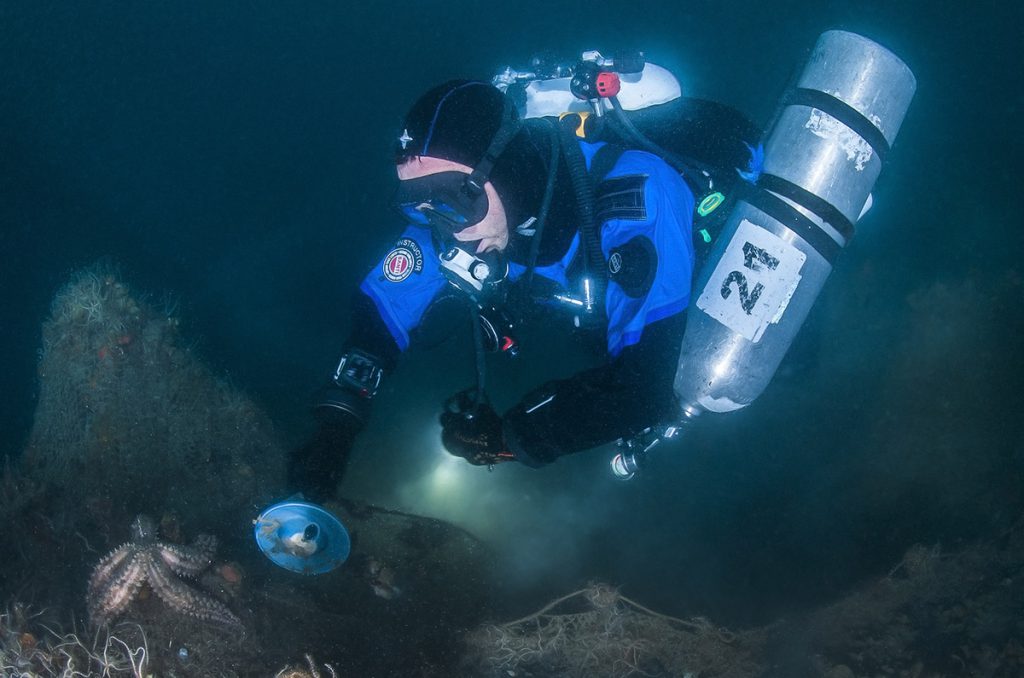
(805, 104, 874, 171)
(697, 220, 806, 343)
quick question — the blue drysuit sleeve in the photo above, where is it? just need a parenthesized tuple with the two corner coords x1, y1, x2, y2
(358, 225, 447, 352)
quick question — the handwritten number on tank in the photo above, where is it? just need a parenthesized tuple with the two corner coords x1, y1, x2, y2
(697, 220, 806, 343)
(720, 242, 781, 314)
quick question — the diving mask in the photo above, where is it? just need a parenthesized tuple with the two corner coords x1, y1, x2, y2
(394, 171, 507, 297)
(394, 171, 489, 234)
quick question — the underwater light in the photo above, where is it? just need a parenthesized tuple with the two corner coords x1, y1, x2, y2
(430, 455, 461, 490)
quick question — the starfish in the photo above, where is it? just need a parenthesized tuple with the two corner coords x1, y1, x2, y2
(87, 514, 241, 630)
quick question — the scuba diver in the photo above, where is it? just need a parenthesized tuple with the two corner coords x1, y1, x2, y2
(288, 59, 760, 501)
(263, 35, 915, 573)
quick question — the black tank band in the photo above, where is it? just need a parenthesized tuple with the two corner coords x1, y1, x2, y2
(757, 173, 856, 243)
(741, 187, 841, 264)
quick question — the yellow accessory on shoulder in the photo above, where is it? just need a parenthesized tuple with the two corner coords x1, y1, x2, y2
(559, 111, 591, 139)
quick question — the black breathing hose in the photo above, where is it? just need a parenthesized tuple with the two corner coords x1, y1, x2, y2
(558, 115, 606, 307)
(470, 302, 487, 412)
(524, 119, 561, 291)
(607, 96, 713, 197)
(468, 121, 561, 414)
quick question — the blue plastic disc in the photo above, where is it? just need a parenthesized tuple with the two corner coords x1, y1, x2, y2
(253, 500, 350, 575)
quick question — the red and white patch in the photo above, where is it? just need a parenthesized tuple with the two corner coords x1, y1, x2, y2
(383, 248, 415, 282)
(380, 237, 424, 283)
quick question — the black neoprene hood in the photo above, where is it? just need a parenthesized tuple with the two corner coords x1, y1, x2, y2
(395, 80, 507, 167)
(396, 80, 575, 265)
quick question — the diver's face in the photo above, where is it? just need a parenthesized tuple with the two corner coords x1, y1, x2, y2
(397, 156, 509, 253)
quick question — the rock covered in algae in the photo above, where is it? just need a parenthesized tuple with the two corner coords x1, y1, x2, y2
(23, 264, 285, 527)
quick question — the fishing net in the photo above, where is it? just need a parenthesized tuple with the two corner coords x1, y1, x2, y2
(462, 582, 765, 678)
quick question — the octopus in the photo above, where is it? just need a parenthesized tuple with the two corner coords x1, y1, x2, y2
(87, 514, 242, 630)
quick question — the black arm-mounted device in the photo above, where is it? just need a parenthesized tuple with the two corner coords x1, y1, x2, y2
(314, 348, 385, 427)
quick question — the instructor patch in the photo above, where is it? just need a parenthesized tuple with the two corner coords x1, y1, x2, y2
(382, 238, 424, 282)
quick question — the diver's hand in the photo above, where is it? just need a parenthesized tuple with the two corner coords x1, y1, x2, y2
(440, 389, 515, 466)
(287, 413, 360, 502)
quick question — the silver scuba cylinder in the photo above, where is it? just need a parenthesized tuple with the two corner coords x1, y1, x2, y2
(673, 30, 916, 418)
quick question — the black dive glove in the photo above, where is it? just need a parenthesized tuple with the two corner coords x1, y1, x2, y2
(288, 348, 384, 500)
(287, 411, 360, 501)
(440, 388, 516, 466)
(287, 409, 361, 502)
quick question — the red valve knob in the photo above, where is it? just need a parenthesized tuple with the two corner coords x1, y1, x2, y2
(595, 71, 621, 98)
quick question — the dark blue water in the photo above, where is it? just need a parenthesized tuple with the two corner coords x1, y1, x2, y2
(2, 0, 1022, 634)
